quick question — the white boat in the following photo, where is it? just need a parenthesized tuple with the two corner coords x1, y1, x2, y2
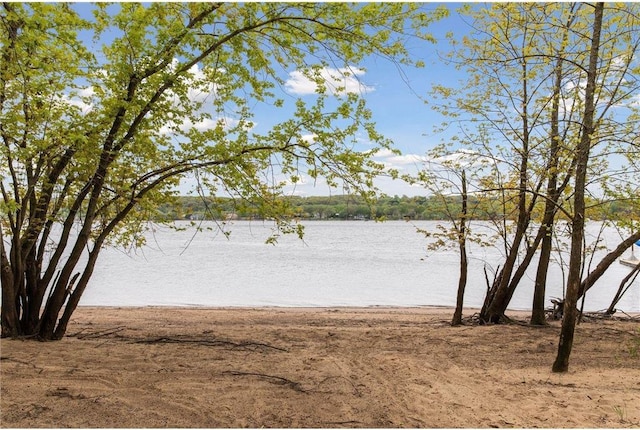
(620, 239, 640, 268)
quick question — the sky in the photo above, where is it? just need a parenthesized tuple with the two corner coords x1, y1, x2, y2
(341, 8, 466, 197)
(69, 3, 470, 198)
(237, 4, 470, 198)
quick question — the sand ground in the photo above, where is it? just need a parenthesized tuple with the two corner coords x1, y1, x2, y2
(1, 306, 639, 428)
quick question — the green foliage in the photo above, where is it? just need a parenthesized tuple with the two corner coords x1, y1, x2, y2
(627, 327, 640, 359)
(427, 3, 640, 229)
(1, 2, 442, 244)
(0, 2, 446, 339)
(416, 3, 640, 341)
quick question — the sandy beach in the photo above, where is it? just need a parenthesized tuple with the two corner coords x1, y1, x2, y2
(1, 306, 639, 428)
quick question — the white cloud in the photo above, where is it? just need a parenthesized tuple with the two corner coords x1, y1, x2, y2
(60, 87, 95, 114)
(185, 63, 218, 104)
(285, 67, 375, 96)
(374, 148, 428, 171)
(159, 116, 241, 136)
(300, 133, 317, 144)
(165, 61, 219, 107)
(430, 149, 494, 169)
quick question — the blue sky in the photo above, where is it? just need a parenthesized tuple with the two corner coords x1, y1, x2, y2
(70, 2, 468, 198)
(273, 4, 469, 197)
(234, 3, 470, 198)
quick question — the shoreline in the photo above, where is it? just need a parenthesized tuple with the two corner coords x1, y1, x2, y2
(75, 304, 640, 318)
(2, 306, 639, 427)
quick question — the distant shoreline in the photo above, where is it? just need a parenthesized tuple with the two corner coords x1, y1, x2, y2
(75, 304, 640, 318)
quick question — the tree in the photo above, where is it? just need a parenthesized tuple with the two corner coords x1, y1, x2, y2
(552, 2, 604, 373)
(427, 2, 639, 370)
(0, 3, 446, 339)
(530, 3, 579, 326)
(431, 3, 578, 324)
(411, 144, 493, 326)
(430, 3, 640, 328)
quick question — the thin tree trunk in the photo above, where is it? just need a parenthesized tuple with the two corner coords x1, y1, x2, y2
(531, 19, 570, 325)
(531, 226, 553, 325)
(452, 170, 468, 326)
(1, 215, 24, 338)
(480, 33, 533, 324)
(1, 234, 20, 338)
(53, 246, 103, 339)
(553, 1, 603, 373)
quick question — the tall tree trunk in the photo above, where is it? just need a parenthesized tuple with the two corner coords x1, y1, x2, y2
(480, 33, 533, 323)
(53, 245, 104, 339)
(452, 170, 468, 326)
(531, 22, 569, 325)
(1, 232, 20, 338)
(1, 214, 25, 338)
(553, 1, 603, 373)
(531, 225, 554, 325)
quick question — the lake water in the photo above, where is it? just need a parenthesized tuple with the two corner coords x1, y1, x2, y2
(81, 220, 640, 312)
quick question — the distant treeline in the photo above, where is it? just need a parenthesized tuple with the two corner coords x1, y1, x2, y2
(157, 195, 631, 221)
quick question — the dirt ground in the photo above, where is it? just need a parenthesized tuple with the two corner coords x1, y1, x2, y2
(1, 306, 639, 428)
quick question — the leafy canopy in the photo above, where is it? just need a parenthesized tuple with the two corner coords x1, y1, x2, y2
(1, 2, 446, 245)
(0, 2, 447, 339)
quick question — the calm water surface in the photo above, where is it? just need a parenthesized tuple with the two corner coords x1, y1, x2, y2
(81, 220, 640, 312)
